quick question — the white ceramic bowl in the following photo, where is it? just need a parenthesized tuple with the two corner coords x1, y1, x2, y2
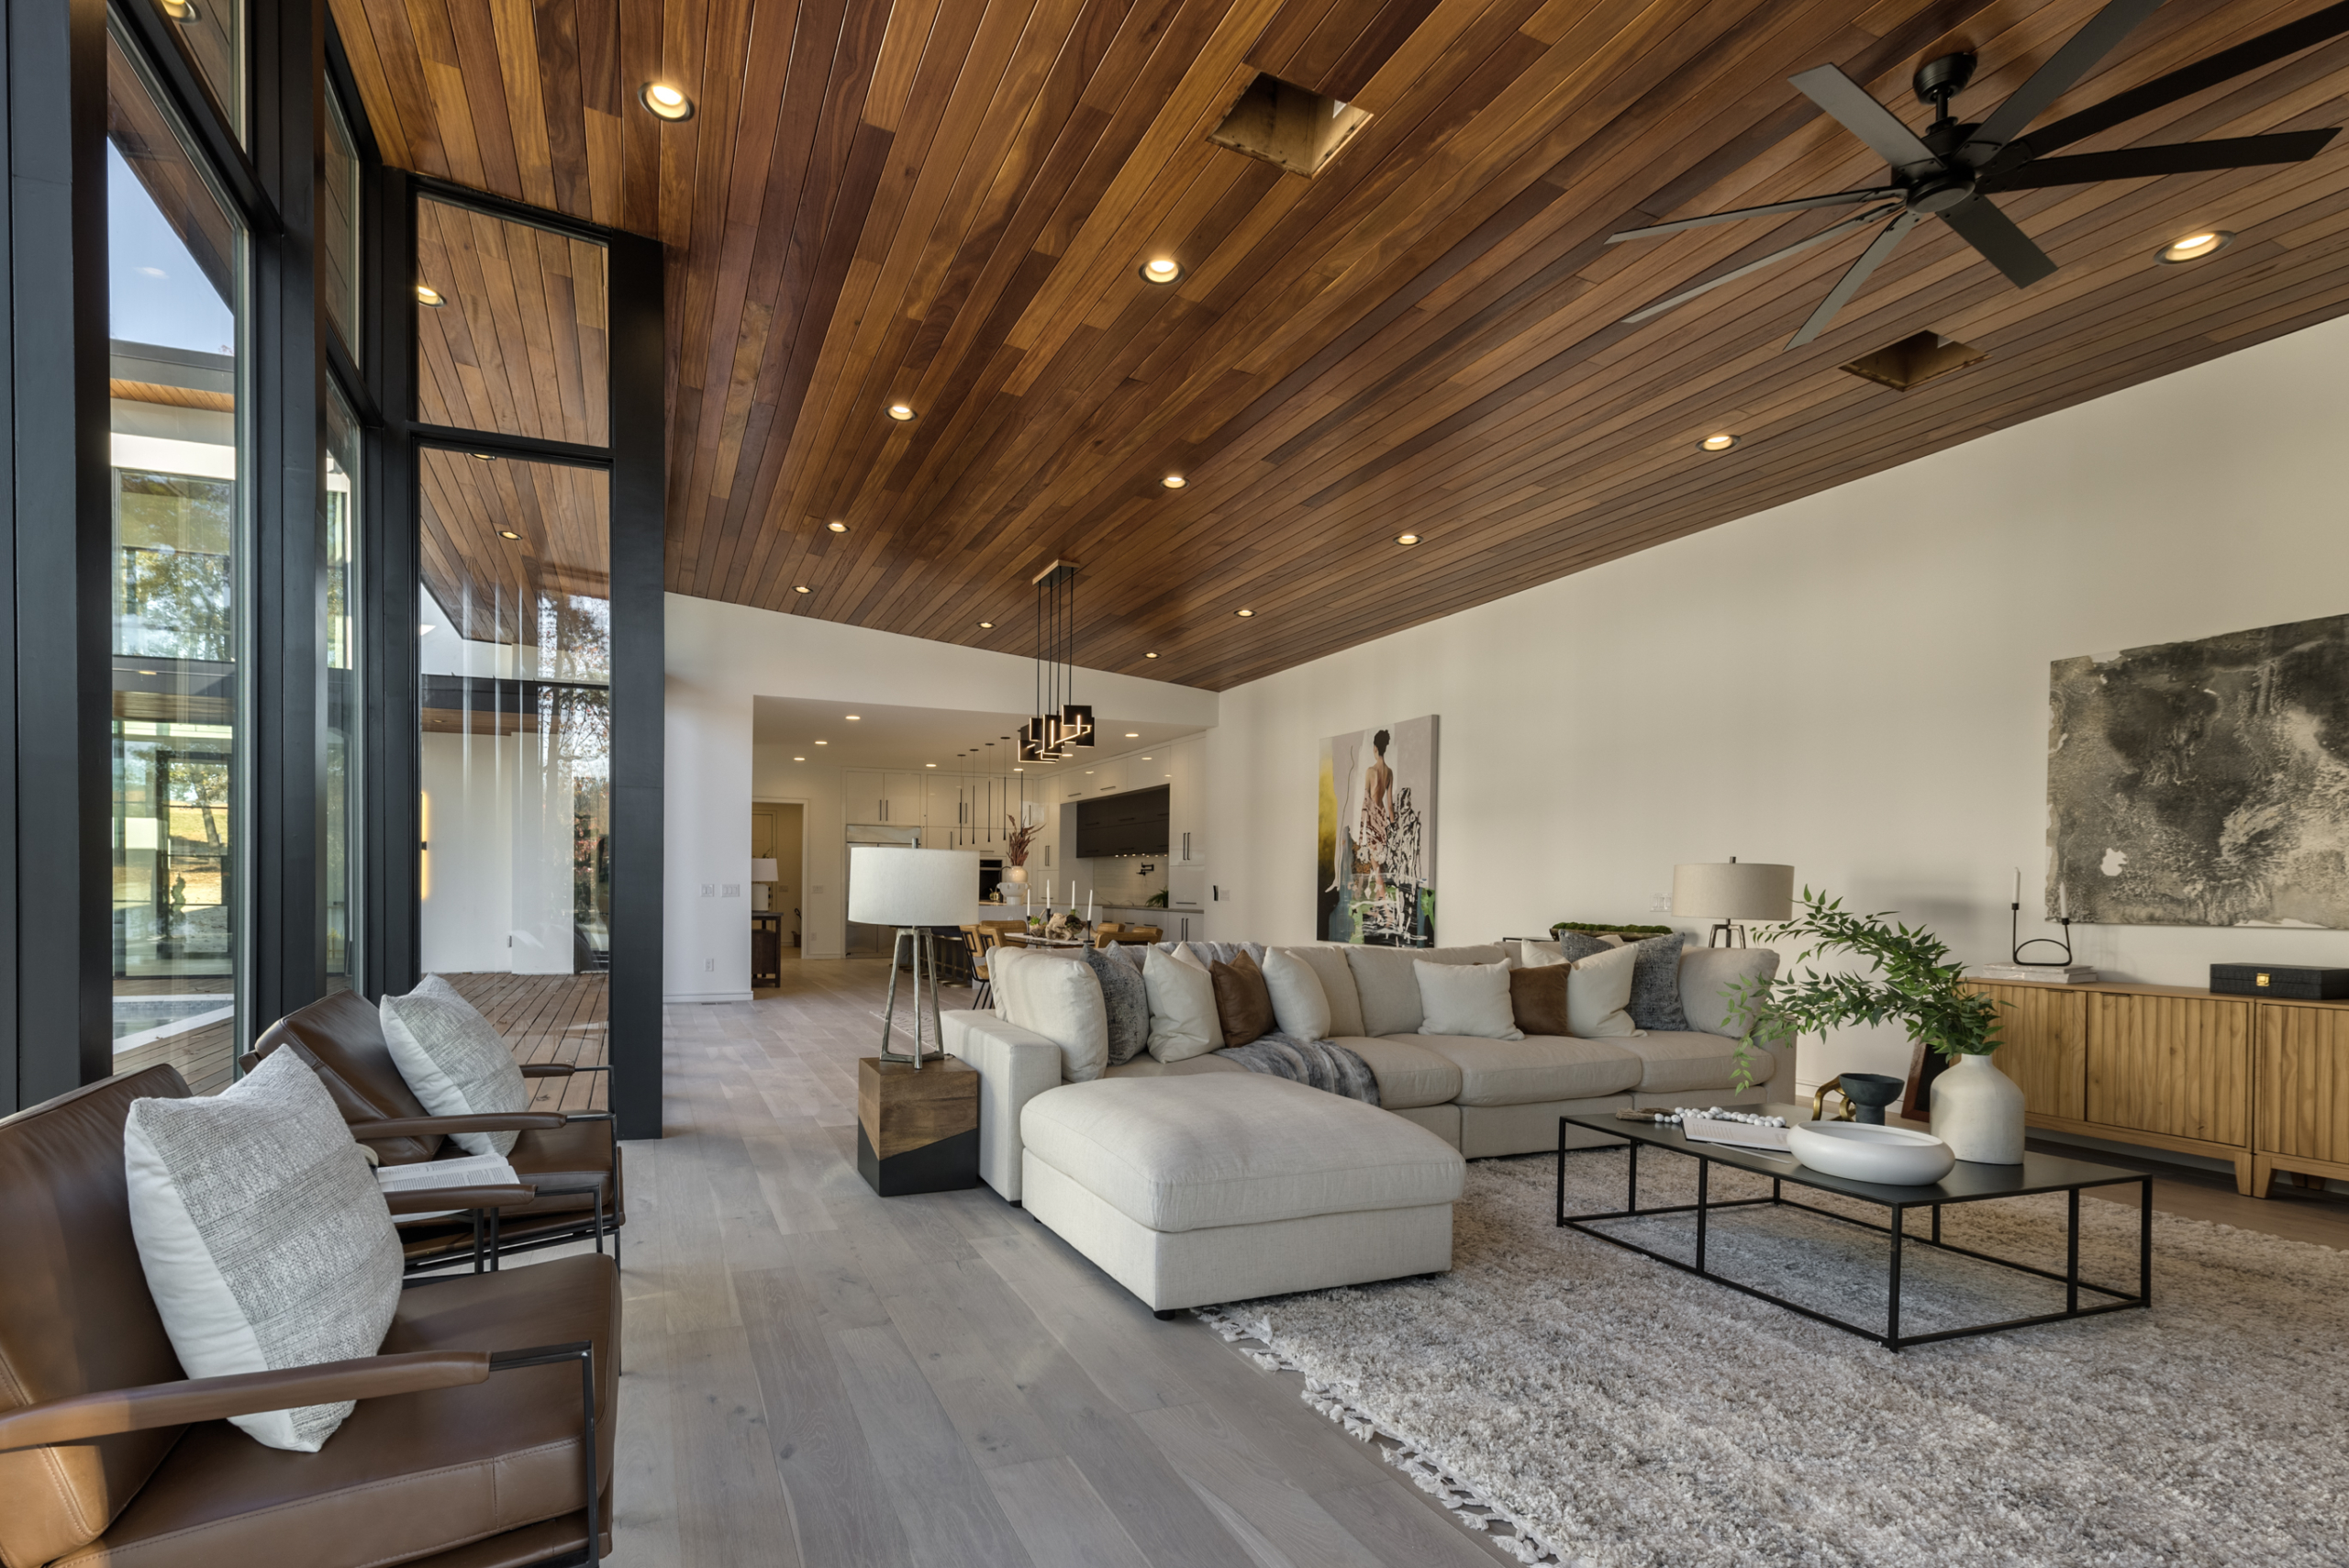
(1786, 1122, 1956, 1185)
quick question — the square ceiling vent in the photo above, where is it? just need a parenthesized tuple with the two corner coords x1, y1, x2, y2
(1839, 331, 1989, 392)
(1208, 73, 1371, 178)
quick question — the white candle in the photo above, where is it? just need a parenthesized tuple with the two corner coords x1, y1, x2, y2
(2014, 867, 2021, 906)
(2059, 882, 2069, 919)
(1087, 891, 1094, 921)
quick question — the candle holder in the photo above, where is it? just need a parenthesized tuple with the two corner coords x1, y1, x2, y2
(2010, 901, 2076, 967)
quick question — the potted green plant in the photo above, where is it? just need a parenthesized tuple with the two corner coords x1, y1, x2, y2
(1721, 889, 2020, 1162)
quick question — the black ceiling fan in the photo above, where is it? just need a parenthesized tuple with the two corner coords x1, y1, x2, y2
(1610, 0, 2349, 349)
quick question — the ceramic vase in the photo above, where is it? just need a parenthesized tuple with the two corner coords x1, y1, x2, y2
(1004, 865, 1028, 884)
(1930, 1051, 2026, 1163)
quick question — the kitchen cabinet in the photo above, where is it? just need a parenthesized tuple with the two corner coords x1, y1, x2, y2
(1168, 734, 1206, 865)
(1075, 786, 1168, 858)
(845, 770, 923, 825)
(1081, 759, 1125, 795)
(1168, 863, 1207, 911)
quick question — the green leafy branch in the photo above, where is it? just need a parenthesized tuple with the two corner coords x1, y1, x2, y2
(1719, 887, 2005, 1092)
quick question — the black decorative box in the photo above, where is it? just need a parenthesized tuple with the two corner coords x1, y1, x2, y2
(2210, 963, 2349, 1000)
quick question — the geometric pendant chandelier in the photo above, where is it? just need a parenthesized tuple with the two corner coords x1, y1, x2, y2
(1019, 559, 1092, 763)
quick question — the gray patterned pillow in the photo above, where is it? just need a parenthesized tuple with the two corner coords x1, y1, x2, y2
(381, 974, 529, 1156)
(1625, 932, 1693, 1031)
(124, 1049, 403, 1451)
(1553, 930, 1612, 962)
(1084, 946, 1152, 1066)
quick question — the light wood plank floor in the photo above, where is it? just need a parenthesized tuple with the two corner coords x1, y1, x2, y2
(605, 958, 2349, 1566)
(609, 956, 1515, 1568)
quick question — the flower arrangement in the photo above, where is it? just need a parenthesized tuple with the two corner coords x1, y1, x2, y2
(1720, 887, 2005, 1092)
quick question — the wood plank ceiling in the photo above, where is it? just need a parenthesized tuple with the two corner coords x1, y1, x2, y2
(333, 0, 2349, 689)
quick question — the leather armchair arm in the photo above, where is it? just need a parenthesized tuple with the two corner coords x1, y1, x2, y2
(360, 1112, 566, 1140)
(0, 1351, 491, 1451)
(384, 1184, 537, 1215)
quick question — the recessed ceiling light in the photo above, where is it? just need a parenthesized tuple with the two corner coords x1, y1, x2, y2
(1141, 756, 1152, 760)
(1698, 433, 1739, 452)
(2158, 229, 2233, 263)
(1162, 474, 1186, 489)
(158, 0, 199, 21)
(794, 584, 810, 594)
(1236, 608, 1254, 617)
(827, 520, 847, 533)
(497, 528, 520, 539)
(1144, 651, 1157, 658)
(1396, 533, 1419, 545)
(926, 762, 938, 768)
(1015, 766, 1024, 772)
(1125, 732, 1140, 738)
(415, 284, 445, 306)
(794, 756, 805, 762)
(979, 620, 994, 628)
(640, 83, 695, 121)
(885, 402, 916, 421)
(471, 451, 498, 462)
(845, 715, 860, 720)
(814, 740, 827, 745)
(1141, 258, 1181, 284)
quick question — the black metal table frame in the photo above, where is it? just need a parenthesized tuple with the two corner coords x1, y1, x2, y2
(1554, 1118, 2153, 1351)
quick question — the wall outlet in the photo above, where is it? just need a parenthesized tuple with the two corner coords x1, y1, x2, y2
(704, 958, 715, 973)
(811, 885, 824, 895)
(1650, 893, 1671, 913)
(701, 883, 716, 898)
(722, 884, 741, 898)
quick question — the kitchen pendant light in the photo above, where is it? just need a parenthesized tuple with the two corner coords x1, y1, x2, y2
(1022, 560, 1094, 762)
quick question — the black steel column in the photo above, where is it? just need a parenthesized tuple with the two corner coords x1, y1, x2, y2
(360, 166, 417, 999)
(607, 228, 664, 1141)
(245, 0, 326, 1040)
(1, 0, 111, 1110)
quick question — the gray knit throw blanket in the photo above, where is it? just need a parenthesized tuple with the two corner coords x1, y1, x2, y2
(1215, 1031, 1381, 1106)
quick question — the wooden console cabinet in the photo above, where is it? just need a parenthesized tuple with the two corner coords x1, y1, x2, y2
(1967, 979, 2348, 1197)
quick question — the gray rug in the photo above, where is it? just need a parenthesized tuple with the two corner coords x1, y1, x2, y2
(1198, 1149, 2349, 1568)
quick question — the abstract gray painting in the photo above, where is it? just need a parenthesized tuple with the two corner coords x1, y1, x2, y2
(2048, 612, 2349, 928)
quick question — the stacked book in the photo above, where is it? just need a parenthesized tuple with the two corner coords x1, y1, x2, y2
(1974, 963, 2099, 984)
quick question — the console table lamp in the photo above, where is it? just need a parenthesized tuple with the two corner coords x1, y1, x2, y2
(750, 857, 779, 912)
(849, 846, 978, 1068)
(1673, 859, 1795, 947)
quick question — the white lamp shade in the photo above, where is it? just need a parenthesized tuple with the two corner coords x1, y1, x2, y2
(750, 859, 779, 882)
(1672, 862, 1794, 921)
(849, 846, 976, 926)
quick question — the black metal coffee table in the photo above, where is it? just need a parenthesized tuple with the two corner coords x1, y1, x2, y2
(1556, 1112, 2151, 1351)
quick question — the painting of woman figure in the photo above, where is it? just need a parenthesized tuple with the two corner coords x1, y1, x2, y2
(1318, 716, 1437, 946)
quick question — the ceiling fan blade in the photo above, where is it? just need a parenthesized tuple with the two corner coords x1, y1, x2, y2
(1609, 187, 1901, 242)
(1939, 196, 2058, 288)
(1979, 129, 2339, 192)
(1983, 0, 2349, 175)
(1788, 65, 1939, 170)
(1969, 0, 2167, 153)
(1620, 205, 1901, 325)
(1787, 212, 1921, 348)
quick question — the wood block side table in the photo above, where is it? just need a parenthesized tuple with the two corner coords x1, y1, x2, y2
(856, 1056, 980, 1196)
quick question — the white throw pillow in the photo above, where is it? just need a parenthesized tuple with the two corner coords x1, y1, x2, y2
(1415, 959, 1523, 1040)
(1513, 939, 1566, 968)
(1142, 944, 1219, 1062)
(124, 1050, 404, 1452)
(998, 953, 1109, 1083)
(1262, 948, 1332, 1040)
(1171, 944, 1225, 1046)
(1567, 943, 1644, 1038)
(379, 975, 529, 1156)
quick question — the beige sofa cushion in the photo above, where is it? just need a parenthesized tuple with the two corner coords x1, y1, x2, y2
(1407, 1034, 1643, 1106)
(1290, 946, 1366, 1037)
(1344, 944, 1508, 1037)
(1678, 946, 1782, 1036)
(1019, 1075, 1464, 1233)
(1619, 1030, 1779, 1095)
(1330, 1036, 1463, 1110)
(1105, 1053, 1248, 1080)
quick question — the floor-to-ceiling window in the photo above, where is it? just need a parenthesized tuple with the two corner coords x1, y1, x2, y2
(325, 384, 361, 994)
(107, 28, 247, 1093)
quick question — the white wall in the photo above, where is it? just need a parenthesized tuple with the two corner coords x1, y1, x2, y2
(666, 595, 1219, 1001)
(1206, 312, 2349, 1090)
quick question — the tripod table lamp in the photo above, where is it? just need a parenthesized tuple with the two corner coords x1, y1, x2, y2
(1671, 858, 1795, 948)
(849, 846, 978, 1068)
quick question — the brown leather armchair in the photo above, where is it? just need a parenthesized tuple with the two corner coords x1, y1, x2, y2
(0, 1065, 618, 1568)
(250, 992, 624, 1273)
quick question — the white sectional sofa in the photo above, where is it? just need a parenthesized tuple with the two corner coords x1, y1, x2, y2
(946, 940, 1783, 1203)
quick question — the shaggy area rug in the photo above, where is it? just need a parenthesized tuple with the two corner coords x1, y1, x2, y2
(1198, 1148, 2349, 1568)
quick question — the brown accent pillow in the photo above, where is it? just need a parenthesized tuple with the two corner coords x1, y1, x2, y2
(1510, 966, 1571, 1038)
(1209, 951, 1276, 1049)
